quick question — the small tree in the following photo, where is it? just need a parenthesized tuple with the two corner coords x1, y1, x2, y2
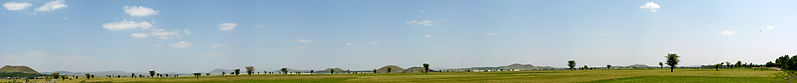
(85, 73, 91, 79)
(387, 67, 392, 73)
(234, 69, 241, 76)
(192, 73, 201, 79)
(735, 61, 742, 68)
(149, 70, 156, 77)
(659, 62, 663, 68)
(582, 65, 589, 70)
(568, 60, 576, 70)
(714, 64, 721, 71)
(329, 68, 335, 74)
(281, 68, 288, 74)
(423, 63, 430, 73)
(606, 65, 612, 69)
(245, 66, 255, 76)
(310, 70, 314, 74)
(131, 73, 135, 78)
(665, 53, 680, 72)
(52, 73, 60, 79)
(725, 62, 732, 68)
(222, 72, 226, 75)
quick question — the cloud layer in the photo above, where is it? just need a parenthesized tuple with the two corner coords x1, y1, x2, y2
(640, 1, 660, 13)
(102, 20, 153, 31)
(35, 0, 67, 12)
(124, 6, 158, 17)
(3, 2, 32, 11)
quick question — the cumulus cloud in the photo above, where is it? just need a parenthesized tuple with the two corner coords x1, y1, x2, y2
(102, 20, 153, 31)
(219, 23, 237, 31)
(130, 33, 149, 38)
(211, 43, 227, 48)
(3, 2, 32, 11)
(485, 32, 496, 36)
(296, 38, 314, 43)
(406, 20, 444, 26)
(640, 1, 660, 13)
(721, 30, 736, 36)
(169, 41, 192, 48)
(124, 6, 158, 17)
(150, 29, 181, 40)
(35, 0, 67, 12)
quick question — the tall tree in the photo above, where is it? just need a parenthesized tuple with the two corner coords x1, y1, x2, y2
(85, 73, 91, 79)
(245, 66, 255, 76)
(735, 61, 742, 68)
(149, 70, 155, 77)
(423, 63, 430, 73)
(192, 73, 201, 79)
(665, 53, 680, 72)
(51, 73, 59, 79)
(234, 69, 241, 76)
(606, 65, 612, 69)
(725, 62, 732, 68)
(387, 67, 392, 73)
(281, 68, 288, 74)
(714, 64, 721, 71)
(568, 60, 576, 70)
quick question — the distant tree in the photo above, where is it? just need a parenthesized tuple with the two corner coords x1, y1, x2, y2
(714, 64, 721, 71)
(423, 63, 430, 73)
(245, 66, 255, 76)
(85, 73, 91, 79)
(606, 65, 612, 69)
(281, 68, 288, 74)
(329, 69, 335, 74)
(665, 53, 680, 72)
(165, 74, 169, 77)
(149, 70, 156, 77)
(568, 60, 576, 70)
(234, 69, 241, 76)
(51, 73, 60, 79)
(310, 70, 314, 74)
(192, 73, 201, 79)
(735, 61, 742, 68)
(725, 62, 732, 68)
(387, 67, 392, 73)
(222, 72, 226, 75)
(582, 65, 589, 70)
(264, 71, 268, 74)
(131, 73, 135, 78)
(206, 73, 210, 76)
(373, 69, 377, 73)
(90, 75, 94, 79)
(659, 62, 663, 68)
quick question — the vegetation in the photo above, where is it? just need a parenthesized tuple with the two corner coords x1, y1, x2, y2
(234, 69, 240, 76)
(665, 54, 680, 72)
(423, 63, 430, 73)
(149, 70, 156, 77)
(0, 72, 46, 77)
(245, 66, 254, 76)
(568, 60, 576, 70)
(280, 68, 288, 74)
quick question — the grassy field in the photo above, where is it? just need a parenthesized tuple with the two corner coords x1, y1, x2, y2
(1, 68, 783, 83)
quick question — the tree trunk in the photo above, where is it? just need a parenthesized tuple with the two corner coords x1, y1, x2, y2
(670, 67, 674, 72)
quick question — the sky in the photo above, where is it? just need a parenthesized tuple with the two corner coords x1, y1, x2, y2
(1, 0, 797, 73)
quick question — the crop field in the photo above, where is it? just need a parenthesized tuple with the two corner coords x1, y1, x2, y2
(0, 68, 783, 83)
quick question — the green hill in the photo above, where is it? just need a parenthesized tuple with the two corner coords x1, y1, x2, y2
(0, 65, 39, 74)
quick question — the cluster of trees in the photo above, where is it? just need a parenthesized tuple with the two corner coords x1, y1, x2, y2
(766, 55, 797, 70)
(566, 53, 680, 72)
(0, 72, 46, 77)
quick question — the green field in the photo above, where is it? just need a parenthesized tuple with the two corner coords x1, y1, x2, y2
(1, 68, 784, 83)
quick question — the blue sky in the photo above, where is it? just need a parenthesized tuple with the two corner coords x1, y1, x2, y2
(1, 0, 797, 73)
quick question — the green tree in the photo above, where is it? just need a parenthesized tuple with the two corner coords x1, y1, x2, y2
(192, 73, 201, 79)
(665, 53, 680, 72)
(281, 68, 288, 74)
(568, 60, 576, 70)
(245, 66, 255, 76)
(714, 64, 721, 71)
(131, 73, 135, 78)
(582, 65, 589, 70)
(735, 61, 742, 68)
(329, 68, 335, 74)
(85, 73, 91, 79)
(149, 70, 155, 77)
(387, 67, 392, 73)
(606, 65, 612, 69)
(51, 73, 59, 79)
(659, 62, 663, 68)
(222, 72, 226, 75)
(234, 69, 241, 76)
(423, 63, 430, 73)
(725, 62, 732, 68)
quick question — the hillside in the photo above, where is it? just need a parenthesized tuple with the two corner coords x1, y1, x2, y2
(0, 65, 39, 74)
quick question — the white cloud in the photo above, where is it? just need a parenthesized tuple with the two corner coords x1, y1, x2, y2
(296, 38, 314, 43)
(721, 30, 736, 36)
(183, 29, 192, 35)
(169, 41, 192, 48)
(211, 43, 227, 48)
(35, 0, 67, 12)
(3, 2, 32, 11)
(485, 32, 496, 36)
(130, 33, 149, 38)
(219, 23, 237, 31)
(369, 42, 383, 46)
(345, 42, 353, 46)
(124, 6, 158, 17)
(150, 29, 181, 40)
(102, 20, 153, 31)
(406, 20, 444, 26)
(640, 1, 660, 13)
(766, 25, 775, 30)
(423, 34, 432, 38)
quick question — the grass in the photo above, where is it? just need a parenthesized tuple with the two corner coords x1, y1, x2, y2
(0, 68, 783, 83)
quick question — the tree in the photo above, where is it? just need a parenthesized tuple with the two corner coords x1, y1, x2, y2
(51, 73, 59, 79)
(714, 64, 721, 71)
(606, 65, 612, 69)
(192, 73, 201, 79)
(659, 62, 663, 68)
(149, 70, 156, 77)
(131, 73, 135, 78)
(766, 61, 775, 67)
(245, 66, 255, 76)
(85, 73, 91, 79)
(328, 68, 335, 74)
(281, 68, 288, 74)
(373, 69, 377, 73)
(387, 67, 392, 73)
(234, 69, 241, 76)
(726, 62, 732, 68)
(582, 65, 589, 70)
(222, 72, 226, 75)
(423, 63, 430, 73)
(310, 70, 314, 74)
(735, 61, 742, 68)
(568, 60, 576, 70)
(665, 53, 680, 72)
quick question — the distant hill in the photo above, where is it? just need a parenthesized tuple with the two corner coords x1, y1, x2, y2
(403, 67, 425, 73)
(209, 69, 234, 74)
(270, 68, 308, 73)
(0, 65, 39, 74)
(450, 63, 556, 71)
(376, 65, 404, 73)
